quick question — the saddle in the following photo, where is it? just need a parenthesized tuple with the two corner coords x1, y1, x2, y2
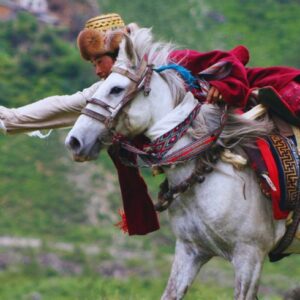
(246, 87, 300, 261)
(257, 134, 300, 216)
(257, 134, 300, 262)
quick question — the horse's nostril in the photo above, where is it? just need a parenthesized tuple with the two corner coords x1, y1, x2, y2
(68, 136, 82, 152)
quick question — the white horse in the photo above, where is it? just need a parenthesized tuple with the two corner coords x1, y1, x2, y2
(65, 28, 300, 299)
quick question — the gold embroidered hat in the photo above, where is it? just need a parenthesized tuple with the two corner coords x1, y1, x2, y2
(85, 13, 125, 32)
(77, 13, 125, 61)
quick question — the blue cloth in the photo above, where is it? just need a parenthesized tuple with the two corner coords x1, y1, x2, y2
(154, 64, 198, 88)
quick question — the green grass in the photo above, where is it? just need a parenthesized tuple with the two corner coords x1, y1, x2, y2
(0, 274, 235, 300)
(0, 270, 293, 300)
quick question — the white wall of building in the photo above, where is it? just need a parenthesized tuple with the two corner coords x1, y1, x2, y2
(17, 0, 48, 14)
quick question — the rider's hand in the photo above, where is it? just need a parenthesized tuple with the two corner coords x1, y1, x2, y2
(206, 86, 223, 104)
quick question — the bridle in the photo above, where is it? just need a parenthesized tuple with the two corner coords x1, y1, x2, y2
(81, 57, 154, 129)
(81, 56, 228, 167)
(80, 49, 229, 211)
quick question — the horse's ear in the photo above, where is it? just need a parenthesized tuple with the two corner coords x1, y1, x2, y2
(123, 33, 138, 68)
(105, 30, 123, 55)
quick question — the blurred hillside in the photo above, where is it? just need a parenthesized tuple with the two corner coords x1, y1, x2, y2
(0, 0, 300, 299)
(101, 0, 300, 67)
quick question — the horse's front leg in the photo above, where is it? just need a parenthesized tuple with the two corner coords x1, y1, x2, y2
(161, 239, 212, 300)
(232, 243, 266, 300)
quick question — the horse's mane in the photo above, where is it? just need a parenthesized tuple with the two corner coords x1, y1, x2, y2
(117, 28, 186, 105)
(190, 104, 274, 149)
(118, 28, 273, 150)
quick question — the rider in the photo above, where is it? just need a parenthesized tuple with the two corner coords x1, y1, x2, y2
(247, 65, 300, 137)
(0, 13, 129, 134)
(1, 12, 299, 137)
(0, 13, 251, 135)
(0, 12, 268, 235)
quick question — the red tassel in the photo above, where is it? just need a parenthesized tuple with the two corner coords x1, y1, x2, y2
(115, 209, 129, 234)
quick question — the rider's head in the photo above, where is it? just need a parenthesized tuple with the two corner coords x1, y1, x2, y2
(77, 13, 138, 79)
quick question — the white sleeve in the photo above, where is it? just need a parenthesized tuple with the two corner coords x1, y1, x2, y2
(0, 81, 102, 134)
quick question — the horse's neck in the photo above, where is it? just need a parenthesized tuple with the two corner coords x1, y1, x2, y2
(145, 92, 199, 141)
(147, 72, 176, 124)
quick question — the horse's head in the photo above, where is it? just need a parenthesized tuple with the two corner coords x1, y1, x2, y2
(66, 28, 186, 161)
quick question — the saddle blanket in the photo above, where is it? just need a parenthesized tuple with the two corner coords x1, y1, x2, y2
(257, 134, 300, 219)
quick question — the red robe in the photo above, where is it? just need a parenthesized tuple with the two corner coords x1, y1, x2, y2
(246, 66, 300, 116)
(169, 46, 300, 116)
(229, 44, 300, 116)
(169, 49, 250, 107)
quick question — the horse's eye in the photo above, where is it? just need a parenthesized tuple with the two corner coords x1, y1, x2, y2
(110, 87, 124, 95)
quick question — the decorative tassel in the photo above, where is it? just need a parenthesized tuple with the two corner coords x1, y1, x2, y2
(154, 64, 198, 88)
(115, 209, 129, 234)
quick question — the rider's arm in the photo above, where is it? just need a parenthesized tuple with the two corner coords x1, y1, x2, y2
(170, 49, 250, 107)
(0, 81, 102, 134)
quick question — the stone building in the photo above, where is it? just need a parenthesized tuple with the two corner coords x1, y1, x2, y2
(0, 0, 100, 36)
(0, 0, 18, 21)
(17, 0, 48, 14)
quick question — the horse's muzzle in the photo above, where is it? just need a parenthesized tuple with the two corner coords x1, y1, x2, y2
(65, 134, 102, 162)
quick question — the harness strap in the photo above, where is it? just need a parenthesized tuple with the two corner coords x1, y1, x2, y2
(88, 98, 111, 109)
(143, 102, 202, 156)
(143, 64, 154, 96)
(115, 102, 202, 158)
(111, 66, 140, 83)
(82, 57, 152, 129)
(119, 83, 144, 108)
(154, 106, 227, 165)
(118, 127, 219, 167)
(116, 105, 228, 167)
(269, 196, 300, 260)
(81, 108, 108, 124)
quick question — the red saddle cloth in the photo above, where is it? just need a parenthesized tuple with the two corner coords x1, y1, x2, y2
(256, 135, 299, 220)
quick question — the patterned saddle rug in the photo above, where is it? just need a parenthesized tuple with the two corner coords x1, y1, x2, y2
(257, 134, 300, 219)
(254, 134, 300, 261)
(268, 135, 300, 210)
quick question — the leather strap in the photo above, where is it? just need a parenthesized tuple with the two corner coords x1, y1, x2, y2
(81, 108, 108, 124)
(269, 197, 300, 258)
(87, 98, 111, 109)
(116, 105, 228, 167)
(111, 66, 140, 83)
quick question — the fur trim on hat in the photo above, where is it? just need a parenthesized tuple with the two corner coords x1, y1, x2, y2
(77, 29, 124, 61)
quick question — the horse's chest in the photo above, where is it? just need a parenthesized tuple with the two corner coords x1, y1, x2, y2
(170, 212, 208, 241)
(168, 198, 231, 255)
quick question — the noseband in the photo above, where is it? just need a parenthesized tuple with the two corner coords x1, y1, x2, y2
(81, 57, 154, 129)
